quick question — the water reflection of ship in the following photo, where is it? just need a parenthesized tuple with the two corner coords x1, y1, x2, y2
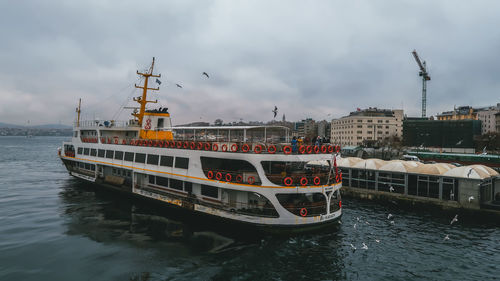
(59, 179, 240, 253)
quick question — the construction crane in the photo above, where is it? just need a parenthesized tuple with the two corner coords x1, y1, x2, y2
(412, 49, 431, 118)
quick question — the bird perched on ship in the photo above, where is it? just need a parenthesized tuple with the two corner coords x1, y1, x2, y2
(450, 214, 458, 225)
(202, 72, 209, 78)
(176, 84, 183, 88)
(272, 106, 278, 118)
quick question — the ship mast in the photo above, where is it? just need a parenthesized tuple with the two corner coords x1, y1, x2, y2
(133, 57, 161, 126)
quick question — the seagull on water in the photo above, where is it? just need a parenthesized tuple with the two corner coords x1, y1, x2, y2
(362, 243, 368, 250)
(356, 217, 360, 221)
(444, 234, 450, 241)
(350, 243, 356, 250)
(387, 214, 394, 220)
(202, 72, 209, 78)
(468, 196, 474, 203)
(375, 239, 380, 243)
(353, 223, 357, 229)
(390, 221, 395, 225)
(450, 214, 458, 225)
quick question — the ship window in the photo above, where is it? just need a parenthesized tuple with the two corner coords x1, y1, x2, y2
(105, 150, 114, 159)
(160, 156, 173, 167)
(77, 147, 83, 155)
(175, 157, 189, 169)
(147, 154, 159, 165)
(83, 148, 90, 155)
(98, 149, 105, 157)
(114, 151, 124, 160)
(157, 118, 164, 128)
(184, 181, 192, 193)
(74, 131, 78, 137)
(200, 157, 258, 181)
(201, 184, 218, 198)
(156, 176, 169, 187)
(276, 193, 327, 217)
(135, 153, 146, 163)
(90, 149, 97, 156)
(124, 152, 134, 162)
(170, 179, 183, 190)
(149, 175, 155, 184)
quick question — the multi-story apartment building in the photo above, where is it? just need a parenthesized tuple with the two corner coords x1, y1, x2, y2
(436, 106, 478, 121)
(477, 103, 500, 134)
(331, 108, 403, 146)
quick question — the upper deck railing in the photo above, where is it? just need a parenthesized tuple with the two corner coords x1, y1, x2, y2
(75, 120, 140, 129)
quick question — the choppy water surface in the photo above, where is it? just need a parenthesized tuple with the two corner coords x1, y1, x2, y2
(0, 136, 498, 281)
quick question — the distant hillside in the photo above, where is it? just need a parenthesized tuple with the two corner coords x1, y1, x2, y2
(0, 122, 71, 129)
(0, 122, 23, 128)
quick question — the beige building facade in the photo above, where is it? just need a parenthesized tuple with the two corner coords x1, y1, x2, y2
(477, 103, 500, 134)
(331, 108, 403, 146)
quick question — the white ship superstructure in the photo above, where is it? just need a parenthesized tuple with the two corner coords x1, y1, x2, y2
(58, 58, 342, 231)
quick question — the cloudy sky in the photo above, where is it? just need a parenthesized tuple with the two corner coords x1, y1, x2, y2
(1, 0, 499, 126)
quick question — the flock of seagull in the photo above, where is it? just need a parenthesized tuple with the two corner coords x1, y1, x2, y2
(156, 71, 210, 89)
(346, 208, 461, 252)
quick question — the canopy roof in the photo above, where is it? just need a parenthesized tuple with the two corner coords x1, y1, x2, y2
(338, 157, 498, 179)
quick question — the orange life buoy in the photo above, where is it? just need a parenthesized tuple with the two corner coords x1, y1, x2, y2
(283, 177, 293, 186)
(149, 140, 153, 147)
(300, 177, 308, 186)
(225, 173, 232, 182)
(313, 176, 321, 185)
(254, 145, 262, 154)
(328, 145, 334, 153)
(306, 146, 313, 154)
(216, 172, 223, 181)
(313, 146, 319, 154)
(247, 176, 255, 185)
(207, 171, 214, 179)
(177, 141, 183, 148)
(321, 145, 327, 153)
(212, 143, 218, 151)
(197, 142, 203, 150)
(242, 144, 250, 153)
(107, 138, 112, 144)
(190, 142, 196, 150)
(236, 175, 243, 183)
(336, 145, 341, 153)
(171, 141, 177, 148)
(335, 173, 340, 183)
(267, 145, 277, 154)
(122, 139, 126, 145)
(183, 141, 189, 149)
(300, 208, 307, 217)
(299, 145, 306, 154)
(205, 142, 211, 151)
(101, 138, 105, 143)
(339, 200, 342, 208)
(230, 143, 238, 152)
(221, 144, 228, 152)
(283, 145, 292, 155)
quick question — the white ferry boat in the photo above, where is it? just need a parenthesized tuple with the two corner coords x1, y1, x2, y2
(58, 58, 343, 232)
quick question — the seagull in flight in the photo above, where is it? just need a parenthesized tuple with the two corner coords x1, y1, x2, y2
(176, 84, 183, 88)
(468, 196, 474, 203)
(467, 168, 473, 178)
(202, 72, 209, 78)
(389, 185, 395, 192)
(361, 243, 368, 250)
(350, 243, 356, 251)
(450, 214, 458, 225)
(444, 234, 450, 241)
(387, 214, 394, 220)
(272, 106, 278, 118)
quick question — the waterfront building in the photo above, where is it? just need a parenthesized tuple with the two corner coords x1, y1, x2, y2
(316, 120, 331, 140)
(403, 119, 481, 149)
(338, 157, 500, 210)
(293, 118, 316, 139)
(330, 108, 403, 147)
